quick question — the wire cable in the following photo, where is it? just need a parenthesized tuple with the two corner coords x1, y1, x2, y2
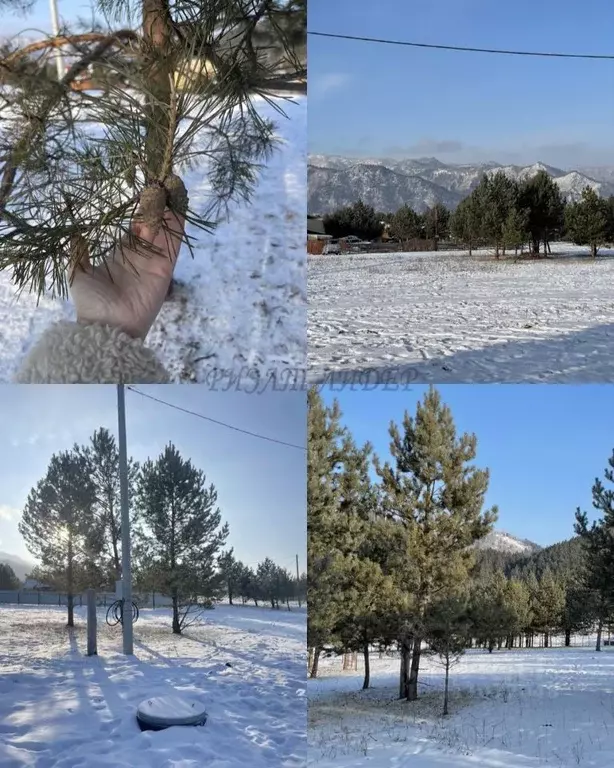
(126, 386, 306, 452)
(308, 31, 614, 60)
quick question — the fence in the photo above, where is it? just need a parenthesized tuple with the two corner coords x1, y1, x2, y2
(0, 590, 174, 609)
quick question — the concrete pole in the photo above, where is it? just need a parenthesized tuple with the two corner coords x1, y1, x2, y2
(86, 589, 97, 656)
(117, 384, 133, 655)
(48, 0, 64, 80)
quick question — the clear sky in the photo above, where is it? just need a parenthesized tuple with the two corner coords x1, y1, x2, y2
(309, 0, 614, 167)
(4, 0, 114, 36)
(320, 384, 614, 548)
(0, 385, 306, 574)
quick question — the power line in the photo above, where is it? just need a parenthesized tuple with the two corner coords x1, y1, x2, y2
(126, 386, 306, 452)
(308, 30, 614, 60)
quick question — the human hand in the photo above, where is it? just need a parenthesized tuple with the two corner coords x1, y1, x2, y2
(69, 179, 187, 339)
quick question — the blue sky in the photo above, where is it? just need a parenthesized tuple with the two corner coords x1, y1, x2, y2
(309, 0, 614, 167)
(4, 0, 112, 35)
(320, 385, 614, 547)
(0, 386, 306, 574)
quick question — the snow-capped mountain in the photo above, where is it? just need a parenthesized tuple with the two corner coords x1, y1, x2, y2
(472, 531, 541, 556)
(308, 155, 614, 214)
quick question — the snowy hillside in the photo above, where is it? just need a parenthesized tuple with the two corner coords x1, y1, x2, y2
(471, 530, 541, 555)
(0, 550, 34, 581)
(308, 155, 614, 214)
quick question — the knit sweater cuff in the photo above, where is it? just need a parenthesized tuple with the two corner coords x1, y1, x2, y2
(14, 321, 170, 383)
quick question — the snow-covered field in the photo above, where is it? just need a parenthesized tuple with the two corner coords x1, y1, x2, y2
(0, 94, 306, 383)
(308, 245, 614, 383)
(0, 603, 306, 767)
(308, 647, 614, 767)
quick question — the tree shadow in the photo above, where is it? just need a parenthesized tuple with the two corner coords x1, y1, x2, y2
(309, 321, 614, 385)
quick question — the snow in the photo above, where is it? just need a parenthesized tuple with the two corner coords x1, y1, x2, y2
(308, 244, 614, 383)
(309, 645, 614, 767)
(0, 602, 306, 767)
(0, 94, 306, 383)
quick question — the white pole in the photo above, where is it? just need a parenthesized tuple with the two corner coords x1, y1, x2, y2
(117, 384, 134, 655)
(48, 0, 64, 80)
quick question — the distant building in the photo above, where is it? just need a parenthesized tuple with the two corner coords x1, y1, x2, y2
(23, 577, 52, 591)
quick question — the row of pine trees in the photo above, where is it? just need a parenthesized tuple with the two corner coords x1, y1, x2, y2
(307, 387, 614, 715)
(8, 427, 303, 634)
(323, 170, 614, 257)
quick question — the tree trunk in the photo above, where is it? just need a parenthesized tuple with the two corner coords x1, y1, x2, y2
(171, 591, 181, 634)
(399, 636, 412, 699)
(310, 647, 321, 678)
(591, 242, 597, 258)
(443, 656, 450, 716)
(142, 0, 174, 181)
(597, 620, 603, 652)
(407, 636, 422, 701)
(362, 640, 370, 690)
(308, 647, 314, 674)
(565, 629, 571, 647)
(544, 631, 549, 648)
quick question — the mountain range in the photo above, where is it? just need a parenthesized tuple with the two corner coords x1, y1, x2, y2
(308, 155, 614, 215)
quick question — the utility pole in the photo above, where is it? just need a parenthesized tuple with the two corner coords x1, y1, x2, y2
(117, 384, 133, 655)
(296, 554, 301, 608)
(48, 0, 64, 80)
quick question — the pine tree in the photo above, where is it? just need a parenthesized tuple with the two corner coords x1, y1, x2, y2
(564, 186, 609, 257)
(502, 207, 528, 256)
(389, 204, 422, 246)
(0, 562, 20, 589)
(0, 1, 304, 298)
(575, 451, 614, 650)
(323, 200, 383, 241)
(533, 568, 565, 646)
(375, 387, 497, 700)
(73, 427, 139, 585)
(425, 595, 471, 715)
(19, 450, 97, 626)
(307, 387, 345, 676)
(134, 443, 228, 634)
(450, 195, 481, 255)
(219, 548, 243, 605)
(519, 171, 565, 256)
(422, 203, 450, 246)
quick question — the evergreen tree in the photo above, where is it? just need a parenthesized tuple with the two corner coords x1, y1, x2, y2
(519, 171, 565, 256)
(323, 200, 384, 241)
(307, 387, 345, 676)
(19, 450, 97, 626)
(422, 203, 450, 246)
(219, 548, 243, 605)
(502, 206, 528, 256)
(481, 172, 519, 256)
(74, 427, 139, 585)
(575, 451, 614, 650)
(389, 204, 422, 245)
(425, 595, 471, 715)
(134, 443, 229, 634)
(450, 195, 481, 255)
(564, 186, 609, 257)
(375, 387, 497, 700)
(532, 568, 565, 646)
(0, 562, 20, 589)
